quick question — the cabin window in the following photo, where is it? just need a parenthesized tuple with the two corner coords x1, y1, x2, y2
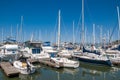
(7, 49, 16, 54)
(37, 49, 40, 53)
(32, 48, 41, 54)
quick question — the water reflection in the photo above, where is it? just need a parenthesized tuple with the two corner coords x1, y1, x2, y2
(1, 62, 120, 80)
(79, 62, 120, 80)
(19, 69, 41, 80)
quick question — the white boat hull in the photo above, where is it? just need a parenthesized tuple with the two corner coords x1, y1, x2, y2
(13, 61, 36, 74)
(51, 57, 79, 68)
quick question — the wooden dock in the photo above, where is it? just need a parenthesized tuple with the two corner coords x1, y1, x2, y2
(28, 58, 50, 63)
(0, 62, 19, 77)
(28, 59, 40, 63)
(28, 58, 63, 68)
(39, 60, 61, 68)
(111, 60, 120, 66)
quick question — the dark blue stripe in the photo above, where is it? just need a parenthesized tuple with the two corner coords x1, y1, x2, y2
(74, 56, 112, 66)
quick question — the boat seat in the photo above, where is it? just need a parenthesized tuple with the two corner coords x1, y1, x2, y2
(22, 62, 27, 67)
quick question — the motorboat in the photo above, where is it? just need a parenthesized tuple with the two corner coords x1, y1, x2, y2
(50, 57, 79, 68)
(23, 41, 50, 60)
(23, 47, 50, 60)
(13, 57, 36, 74)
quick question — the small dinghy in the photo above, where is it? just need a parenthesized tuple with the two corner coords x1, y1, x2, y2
(13, 57, 36, 74)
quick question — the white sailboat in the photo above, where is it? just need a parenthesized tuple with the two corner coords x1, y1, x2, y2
(50, 10, 79, 68)
(104, 6, 120, 65)
(72, 0, 112, 66)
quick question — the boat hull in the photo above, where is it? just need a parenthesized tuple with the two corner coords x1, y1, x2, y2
(13, 61, 36, 74)
(51, 57, 79, 68)
(63, 62, 79, 68)
(74, 56, 112, 66)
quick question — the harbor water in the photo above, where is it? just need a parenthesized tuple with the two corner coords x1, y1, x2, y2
(0, 62, 120, 80)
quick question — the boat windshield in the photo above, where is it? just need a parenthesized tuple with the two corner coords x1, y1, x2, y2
(32, 48, 41, 54)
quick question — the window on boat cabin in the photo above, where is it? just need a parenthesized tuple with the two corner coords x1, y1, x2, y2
(7, 49, 17, 53)
(111, 55, 115, 58)
(7, 49, 16, 51)
(107, 55, 114, 58)
(32, 48, 41, 54)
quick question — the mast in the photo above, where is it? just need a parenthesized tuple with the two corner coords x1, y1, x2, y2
(2, 28, 3, 43)
(85, 27, 87, 46)
(20, 16, 23, 42)
(73, 21, 75, 44)
(39, 30, 41, 41)
(11, 25, 12, 37)
(58, 10, 61, 50)
(16, 24, 19, 41)
(100, 26, 102, 46)
(82, 0, 84, 46)
(30, 33, 33, 42)
(117, 6, 120, 43)
(93, 24, 95, 45)
(108, 30, 109, 43)
(56, 32, 57, 45)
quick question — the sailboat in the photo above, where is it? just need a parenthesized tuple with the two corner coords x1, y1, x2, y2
(105, 6, 120, 65)
(72, 0, 112, 66)
(50, 10, 79, 68)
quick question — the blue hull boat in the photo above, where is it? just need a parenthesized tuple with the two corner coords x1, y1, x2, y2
(74, 56, 112, 67)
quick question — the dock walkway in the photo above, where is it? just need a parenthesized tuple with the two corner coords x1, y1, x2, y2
(39, 60, 61, 68)
(28, 58, 62, 68)
(0, 62, 19, 77)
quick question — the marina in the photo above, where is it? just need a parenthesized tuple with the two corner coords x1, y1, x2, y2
(0, 62, 120, 80)
(0, 0, 120, 80)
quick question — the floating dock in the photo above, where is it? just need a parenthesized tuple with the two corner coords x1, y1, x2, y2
(39, 60, 61, 68)
(0, 62, 19, 77)
(28, 58, 61, 68)
(111, 60, 120, 66)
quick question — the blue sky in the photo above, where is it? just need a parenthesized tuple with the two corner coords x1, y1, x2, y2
(0, 0, 119, 43)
